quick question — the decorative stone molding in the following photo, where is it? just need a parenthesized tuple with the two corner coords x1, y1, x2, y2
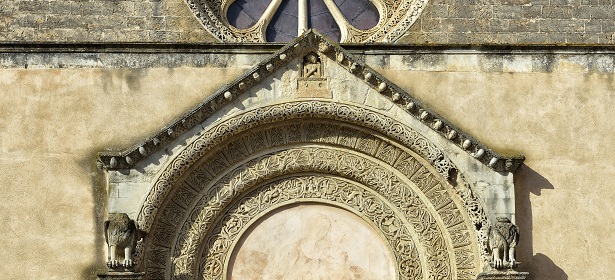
(201, 176, 424, 279)
(476, 270, 530, 280)
(135, 103, 474, 232)
(97, 30, 528, 279)
(96, 272, 145, 280)
(133, 114, 493, 279)
(183, 0, 428, 43)
(97, 30, 524, 173)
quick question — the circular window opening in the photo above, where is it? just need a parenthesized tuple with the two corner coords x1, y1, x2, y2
(227, 0, 380, 42)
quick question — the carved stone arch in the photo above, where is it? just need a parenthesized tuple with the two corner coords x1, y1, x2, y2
(136, 101, 490, 280)
(199, 174, 421, 280)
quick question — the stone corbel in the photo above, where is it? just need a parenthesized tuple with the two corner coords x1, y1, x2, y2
(477, 217, 529, 280)
(98, 213, 145, 280)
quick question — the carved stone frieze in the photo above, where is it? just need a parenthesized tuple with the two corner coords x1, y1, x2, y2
(166, 147, 458, 279)
(129, 101, 500, 278)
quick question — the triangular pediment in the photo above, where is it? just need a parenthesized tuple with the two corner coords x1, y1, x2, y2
(97, 30, 524, 172)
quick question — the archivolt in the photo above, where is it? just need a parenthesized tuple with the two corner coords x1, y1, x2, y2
(201, 174, 421, 280)
(136, 101, 489, 279)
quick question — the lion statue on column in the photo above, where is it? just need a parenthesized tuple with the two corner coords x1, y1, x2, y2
(488, 216, 519, 269)
(104, 213, 137, 269)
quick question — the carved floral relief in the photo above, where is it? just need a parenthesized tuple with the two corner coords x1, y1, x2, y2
(133, 105, 490, 279)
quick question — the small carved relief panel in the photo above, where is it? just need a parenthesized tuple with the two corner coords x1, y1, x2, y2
(298, 52, 330, 98)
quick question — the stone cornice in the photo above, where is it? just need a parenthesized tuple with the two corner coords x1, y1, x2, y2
(1, 42, 615, 54)
(96, 30, 525, 172)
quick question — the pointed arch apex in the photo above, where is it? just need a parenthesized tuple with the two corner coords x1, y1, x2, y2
(97, 30, 524, 173)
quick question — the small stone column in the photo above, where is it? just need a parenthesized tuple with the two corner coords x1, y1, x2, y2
(298, 0, 308, 35)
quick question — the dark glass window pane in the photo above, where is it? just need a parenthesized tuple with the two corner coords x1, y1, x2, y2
(227, 0, 271, 29)
(266, 0, 299, 42)
(228, 0, 379, 42)
(309, 0, 341, 42)
(334, 0, 379, 30)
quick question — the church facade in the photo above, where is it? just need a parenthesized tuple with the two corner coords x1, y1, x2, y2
(0, 1, 613, 279)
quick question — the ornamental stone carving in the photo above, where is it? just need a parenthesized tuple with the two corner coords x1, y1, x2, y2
(298, 52, 329, 97)
(96, 32, 528, 280)
(183, 0, 429, 43)
(104, 213, 138, 270)
(201, 176, 422, 279)
(488, 217, 520, 269)
(135, 101, 466, 233)
(131, 106, 497, 279)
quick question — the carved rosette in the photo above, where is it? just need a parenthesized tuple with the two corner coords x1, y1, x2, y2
(184, 0, 428, 43)
(133, 101, 493, 280)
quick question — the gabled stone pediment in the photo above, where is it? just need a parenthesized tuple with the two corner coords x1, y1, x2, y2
(97, 30, 524, 173)
(97, 30, 529, 280)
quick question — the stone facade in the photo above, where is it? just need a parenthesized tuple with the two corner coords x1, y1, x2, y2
(0, 0, 214, 42)
(401, 0, 615, 44)
(1, 0, 615, 44)
(0, 1, 613, 280)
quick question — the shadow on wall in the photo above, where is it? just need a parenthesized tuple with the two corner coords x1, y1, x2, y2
(78, 153, 108, 280)
(514, 165, 568, 280)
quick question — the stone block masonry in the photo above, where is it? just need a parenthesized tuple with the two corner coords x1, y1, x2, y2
(0, 0, 215, 43)
(1, 0, 614, 45)
(399, 0, 615, 45)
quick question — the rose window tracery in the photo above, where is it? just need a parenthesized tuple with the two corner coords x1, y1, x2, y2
(185, 0, 429, 43)
(227, 0, 379, 42)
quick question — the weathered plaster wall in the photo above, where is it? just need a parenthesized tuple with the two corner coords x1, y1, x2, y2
(376, 55, 615, 279)
(1, 52, 613, 279)
(0, 66, 244, 279)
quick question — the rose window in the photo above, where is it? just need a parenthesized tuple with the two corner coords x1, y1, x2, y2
(185, 0, 429, 43)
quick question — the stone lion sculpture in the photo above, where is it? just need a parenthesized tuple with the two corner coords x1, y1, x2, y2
(488, 216, 519, 269)
(104, 213, 137, 269)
